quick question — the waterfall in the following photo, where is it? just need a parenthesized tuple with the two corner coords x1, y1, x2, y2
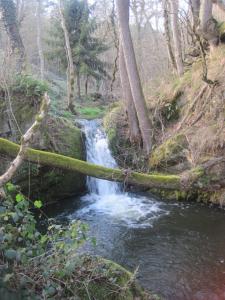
(82, 119, 120, 196)
(74, 119, 167, 228)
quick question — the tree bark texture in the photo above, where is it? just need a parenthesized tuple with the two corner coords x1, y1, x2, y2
(116, 0, 152, 154)
(169, 0, 184, 76)
(119, 41, 141, 143)
(59, 0, 76, 113)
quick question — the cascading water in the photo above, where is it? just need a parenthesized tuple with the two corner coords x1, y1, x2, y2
(52, 119, 225, 299)
(84, 119, 120, 196)
(74, 119, 167, 227)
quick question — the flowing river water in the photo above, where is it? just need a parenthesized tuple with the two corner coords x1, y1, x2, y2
(50, 120, 225, 300)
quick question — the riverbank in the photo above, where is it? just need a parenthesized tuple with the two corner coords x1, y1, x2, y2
(103, 46, 225, 205)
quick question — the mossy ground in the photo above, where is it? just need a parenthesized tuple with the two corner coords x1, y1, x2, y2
(0, 75, 86, 205)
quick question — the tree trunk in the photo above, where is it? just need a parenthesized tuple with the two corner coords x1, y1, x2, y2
(0, 0, 25, 72)
(77, 71, 81, 99)
(116, 0, 152, 154)
(190, 0, 200, 29)
(1, 137, 224, 192)
(169, 0, 184, 76)
(36, 0, 45, 80)
(200, 0, 219, 50)
(85, 76, 89, 96)
(119, 41, 141, 143)
(163, 0, 177, 73)
(59, 0, 76, 113)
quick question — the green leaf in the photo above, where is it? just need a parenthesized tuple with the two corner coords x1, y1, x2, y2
(34, 200, 43, 209)
(16, 194, 24, 203)
(6, 183, 16, 192)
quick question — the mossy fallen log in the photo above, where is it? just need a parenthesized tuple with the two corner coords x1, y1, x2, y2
(0, 137, 223, 192)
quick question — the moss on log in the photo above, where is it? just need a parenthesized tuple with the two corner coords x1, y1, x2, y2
(0, 137, 221, 192)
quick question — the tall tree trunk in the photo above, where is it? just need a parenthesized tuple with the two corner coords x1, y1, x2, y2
(163, 0, 177, 73)
(77, 71, 81, 99)
(119, 42, 141, 143)
(36, 0, 44, 80)
(169, 0, 184, 76)
(0, 0, 25, 72)
(85, 75, 89, 96)
(190, 0, 200, 29)
(200, 0, 219, 50)
(116, 0, 152, 154)
(58, 0, 76, 113)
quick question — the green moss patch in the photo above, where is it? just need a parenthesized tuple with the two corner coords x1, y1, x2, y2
(149, 134, 188, 169)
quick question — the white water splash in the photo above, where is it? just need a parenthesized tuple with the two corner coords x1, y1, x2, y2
(73, 120, 168, 228)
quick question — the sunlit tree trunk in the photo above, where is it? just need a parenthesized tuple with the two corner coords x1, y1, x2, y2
(119, 42, 141, 143)
(0, 0, 25, 72)
(200, 0, 219, 50)
(36, 0, 44, 80)
(169, 0, 184, 76)
(163, 0, 177, 73)
(59, 0, 76, 113)
(116, 0, 152, 154)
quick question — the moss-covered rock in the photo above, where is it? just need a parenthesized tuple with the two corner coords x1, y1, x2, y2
(149, 188, 191, 201)
(0, 76, 86, 205)
(14, 116, 86, 204)
(149, 134, 189, 170)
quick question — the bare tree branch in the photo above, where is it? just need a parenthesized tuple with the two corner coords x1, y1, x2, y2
(0, 93, 50, 188)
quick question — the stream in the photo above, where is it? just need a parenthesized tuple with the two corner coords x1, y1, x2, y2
(49, 120, 225, 300)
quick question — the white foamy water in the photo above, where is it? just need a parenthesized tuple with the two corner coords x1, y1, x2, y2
(72, 120, 168, 228)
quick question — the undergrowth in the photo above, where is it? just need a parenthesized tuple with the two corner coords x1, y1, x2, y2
(0, 184, 148, 299)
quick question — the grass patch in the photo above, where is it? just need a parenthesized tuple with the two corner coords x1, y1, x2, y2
(78, 106, 106, 119)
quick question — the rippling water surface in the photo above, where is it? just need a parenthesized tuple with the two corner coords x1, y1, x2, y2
(49, 120, 225, 300)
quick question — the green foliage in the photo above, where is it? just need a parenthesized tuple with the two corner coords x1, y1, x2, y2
(0, 184, 150, 299)
(0, 183, 88, 265)
(78, 106, 105, 119)
(162, 97, 180, 122)
(46, 0, 110, 85)
(12, 75, 49, 97)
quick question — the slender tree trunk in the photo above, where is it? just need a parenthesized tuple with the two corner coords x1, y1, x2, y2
(36, 0, 44, 80)
(0, 0, 25, 72)
(190, 0, 200, 28)
(58, 0, 76, 113)
(85, 76, 89, 96)
(116, 0, 152, 154)
(169, 0, 184, 76)
(77, 71, 81, 99)
(200, 0, 219, 50)
(119, 42, 141, 143)
(163, 0, 177, 73)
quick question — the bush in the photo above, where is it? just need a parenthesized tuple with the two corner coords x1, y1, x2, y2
(12, 75, 49, 97)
